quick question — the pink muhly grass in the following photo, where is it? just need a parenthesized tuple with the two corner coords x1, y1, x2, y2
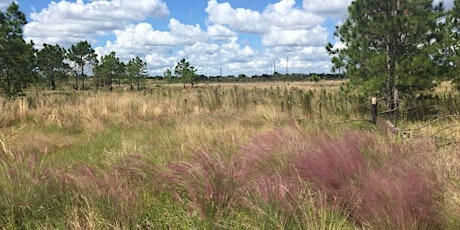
(292, 128, 442, 229)
(165, 151, 246, 219)
(239, 128, 304, 178)
(294, 130, 372, 196)
(349, 158, 440, 229)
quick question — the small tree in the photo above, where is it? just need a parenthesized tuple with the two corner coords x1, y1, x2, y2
(36, 43, 69, 90)
(174, 58, 197, 87)
(68, 40, 97, 90)
(127, 56, 148, 91)
(310, 74, 320, 84)
(163, 68, 172, 83)
(95, 51, 124, 91)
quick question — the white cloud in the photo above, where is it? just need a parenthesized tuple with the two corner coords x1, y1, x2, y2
(206, 24, 237, 40)
(0, 0, 11, 10)
(205, 0, 265, 33)
(206, 0, 324, 34)
(94, 17, 244, 76)
(303, 0, 352, 17)
(24, 0, 169, 46)
(26, 0, 343, 76)
(433, 0, 454, 9)
(169, 18, 203, 38)
(264, 0, 323, 30)
(262, 25, 328, 47)
(202, 0, 331, 74)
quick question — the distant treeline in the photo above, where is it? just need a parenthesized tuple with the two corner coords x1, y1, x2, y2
(153, 72, 344, 83)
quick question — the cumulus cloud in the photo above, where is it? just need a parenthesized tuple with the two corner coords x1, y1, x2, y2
(206, 0, 323, 33)
(0, 0, 11, 10)
(26, 0, 343, 76)
(303, 0, 352, 17)
(262, 25, 328, 47)
(205, 0, 265, 33)
(433, 0, 454, 9)
(24, 0, 169, 46)
(206, 24, 237, 40)
(95, 17, 238, 60)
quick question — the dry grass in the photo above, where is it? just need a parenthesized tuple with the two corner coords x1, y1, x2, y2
(191, 80, 347, 90)
(0, 83, 458, 228)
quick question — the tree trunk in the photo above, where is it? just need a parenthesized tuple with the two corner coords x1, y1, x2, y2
(81, 66, 85, 91)
(385, 43, 398, 116)
(109, 75, 113, 92)
(74, 75, 78, 90)
(51, 73, 56, 90)
(96, 76, 99, 91)
(6, 70, 11, 95)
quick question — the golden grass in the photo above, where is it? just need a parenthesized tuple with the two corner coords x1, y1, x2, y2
(191, 80, 347, 90)
(0, 82, 458, 228)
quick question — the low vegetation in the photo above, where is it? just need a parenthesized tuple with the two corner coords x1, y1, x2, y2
(0, 82, 458, 229)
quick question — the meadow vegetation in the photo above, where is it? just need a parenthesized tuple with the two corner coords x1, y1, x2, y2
(0, 81, 459, 229)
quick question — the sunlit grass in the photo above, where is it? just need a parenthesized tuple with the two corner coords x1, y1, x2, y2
(0, 83, 458, 228)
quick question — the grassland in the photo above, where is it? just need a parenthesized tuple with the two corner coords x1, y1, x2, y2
(0, 81, 459, 229)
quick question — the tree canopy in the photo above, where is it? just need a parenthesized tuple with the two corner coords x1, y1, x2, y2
(174, 59, 198, 87)
(127, 56, 148, 91)
(94, 51, 125, 91)
(0, 3, 35, 97)
(328, 0, 443, 110)
(68, 40, 97, 90)
(36, 43, 69, 90)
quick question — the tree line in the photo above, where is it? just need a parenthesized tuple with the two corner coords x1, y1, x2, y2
(2, 1, 460, 100)
(0, 3, 148, 97)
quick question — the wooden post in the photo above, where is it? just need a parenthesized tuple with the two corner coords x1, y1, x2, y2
(371, 97, 377, 124)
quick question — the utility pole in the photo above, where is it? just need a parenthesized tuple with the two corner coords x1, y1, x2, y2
(286, 56, 289, 74)
(273, 59, 276, 75)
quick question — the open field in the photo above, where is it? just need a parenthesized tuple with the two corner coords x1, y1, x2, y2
(187, 80, 347, 90)
(0, 82, 459, 229)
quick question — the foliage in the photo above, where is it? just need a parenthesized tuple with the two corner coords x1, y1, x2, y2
(126, 56, 148, 91)
(0, 3, 35, 97)
(93, 51, 125, 91)
(441, 0, 460, 89)
(174, 58, 198, 87)
(310, 74, 321, 83)
(36, 43, 69, 90)
(328, 0, 441, 110)
(163, 68, 172, 83)
(68, 40, 97, 90)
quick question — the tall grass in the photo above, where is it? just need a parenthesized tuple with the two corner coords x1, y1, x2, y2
(0, 83, 458, 228)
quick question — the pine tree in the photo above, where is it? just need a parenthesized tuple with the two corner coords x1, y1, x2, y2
(36, 44, 69, 90)
(328, 0, 441, 112)
(174, 59, 197, 87)
(95, 51, 124, 91)
(68, 40, 97, 90)
(127, 56, 148, 91)
(0, 3, 35, 97)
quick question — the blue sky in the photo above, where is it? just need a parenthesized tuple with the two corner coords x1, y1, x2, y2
(1, 0, 454, 76)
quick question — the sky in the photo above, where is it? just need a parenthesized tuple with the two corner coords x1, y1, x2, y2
(0, 0, 455, 76)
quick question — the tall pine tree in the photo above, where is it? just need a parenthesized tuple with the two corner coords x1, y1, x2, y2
(0, 3, 35, 97)
(328, 0, 441, 112)
(36, 44, 69, 90)
(443, 0, 460, 89)
(68, 40, 97, 90)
